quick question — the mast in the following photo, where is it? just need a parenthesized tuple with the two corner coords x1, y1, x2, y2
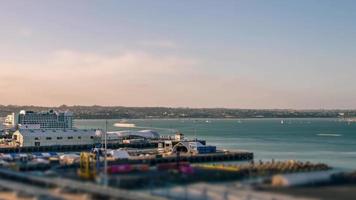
(104, 119, 108, 187)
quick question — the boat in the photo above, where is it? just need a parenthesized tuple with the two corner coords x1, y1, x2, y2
(113, 123, 136, 128)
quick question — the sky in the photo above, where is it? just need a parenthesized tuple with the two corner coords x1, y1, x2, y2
(0, 0, 356, 109)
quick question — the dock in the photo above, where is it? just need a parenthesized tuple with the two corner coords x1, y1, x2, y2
(114, 151, 254, 165)
(103, 160, 329, 190)
(0, 143, 156, 153)
(195, 160, 331, 175)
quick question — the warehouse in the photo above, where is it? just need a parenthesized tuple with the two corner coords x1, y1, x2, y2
(12, 129, 100, 147)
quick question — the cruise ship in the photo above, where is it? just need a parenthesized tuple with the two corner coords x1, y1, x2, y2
(3, 110, 74, 129)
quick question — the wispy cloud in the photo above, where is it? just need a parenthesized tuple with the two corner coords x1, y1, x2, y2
(138, 40, 179, 49)
(1, 49, 353, 108)
(49, 49, 197, 76)
(0, 49, 201, 106)
(18, 28, 33, 38)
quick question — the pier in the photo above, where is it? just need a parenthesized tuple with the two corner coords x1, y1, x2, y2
(0, 143, 156, 153)
(124, 151, 253, 165)
(195, 160, 331, 175)
(103, 160, 330, 190)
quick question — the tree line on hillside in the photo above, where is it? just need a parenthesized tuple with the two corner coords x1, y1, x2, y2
(1, 105, 356, 119)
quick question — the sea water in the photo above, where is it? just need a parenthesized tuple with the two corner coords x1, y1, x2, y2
(74, 118, 356, 170)
(2, 118, 355, 170)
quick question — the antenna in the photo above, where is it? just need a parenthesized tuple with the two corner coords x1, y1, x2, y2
(194, 119, 197, 140)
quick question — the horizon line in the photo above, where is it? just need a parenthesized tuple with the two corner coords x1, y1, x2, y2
(0, 104, 355, 111)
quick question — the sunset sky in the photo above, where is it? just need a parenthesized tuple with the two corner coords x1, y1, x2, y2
(0, 0, 356, 109)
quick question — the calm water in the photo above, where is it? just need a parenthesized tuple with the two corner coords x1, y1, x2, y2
(2, 118, 356, 170)
(74, 118, 356, 170)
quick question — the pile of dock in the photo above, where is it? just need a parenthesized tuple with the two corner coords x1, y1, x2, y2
(102, 160, 331, 189)
(125, 151, 253, 165)
(195, 160, 331, 177)
(331, 171, 356, 184)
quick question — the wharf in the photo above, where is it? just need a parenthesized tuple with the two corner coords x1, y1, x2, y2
(106, 160, 330, 190)
(13, 151, 254, 172)
(116, 151, 254, 165)
(195, 160, 331, 175)
(0, 143, 156, 153)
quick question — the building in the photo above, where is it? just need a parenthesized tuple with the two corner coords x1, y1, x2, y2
(12, 129, 99, 147)
(16, 110, 74, 129)
(172, 141, 216, 154)
(159, 140, 216, 154)
(3, 113, 16, 127)
(174, 132, 184, 141)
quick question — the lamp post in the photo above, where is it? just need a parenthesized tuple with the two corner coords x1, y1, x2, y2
(104, 120, 108, 187)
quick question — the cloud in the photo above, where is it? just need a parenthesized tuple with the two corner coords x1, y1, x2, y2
(0, 51, 286, 108)
(138, 40, 179, 49)
(1, 49, 353, 108)
(48, 49, 198, 78)
(18, 28, 33, 37)
(0, 49, 199, 78)
(0, 49, 202, 106)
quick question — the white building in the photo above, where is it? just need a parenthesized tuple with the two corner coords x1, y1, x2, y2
(174, 132, 184, 141)
(12, 129, 100, 147)
(3, 113, 19, 127)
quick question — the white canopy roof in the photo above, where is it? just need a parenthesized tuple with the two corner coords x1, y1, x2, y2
(106, 130, 160, 139)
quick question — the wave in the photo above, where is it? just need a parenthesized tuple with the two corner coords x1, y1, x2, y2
(317, 133, 342, 137)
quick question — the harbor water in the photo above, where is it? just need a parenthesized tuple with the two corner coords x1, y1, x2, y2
(73, 118, 356, 170)
(2, 118, 356, 170)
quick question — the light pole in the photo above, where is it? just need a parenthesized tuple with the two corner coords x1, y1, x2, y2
(104, 120, 108, 187)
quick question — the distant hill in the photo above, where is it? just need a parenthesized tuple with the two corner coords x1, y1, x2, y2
(0, 105, 355, 119)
